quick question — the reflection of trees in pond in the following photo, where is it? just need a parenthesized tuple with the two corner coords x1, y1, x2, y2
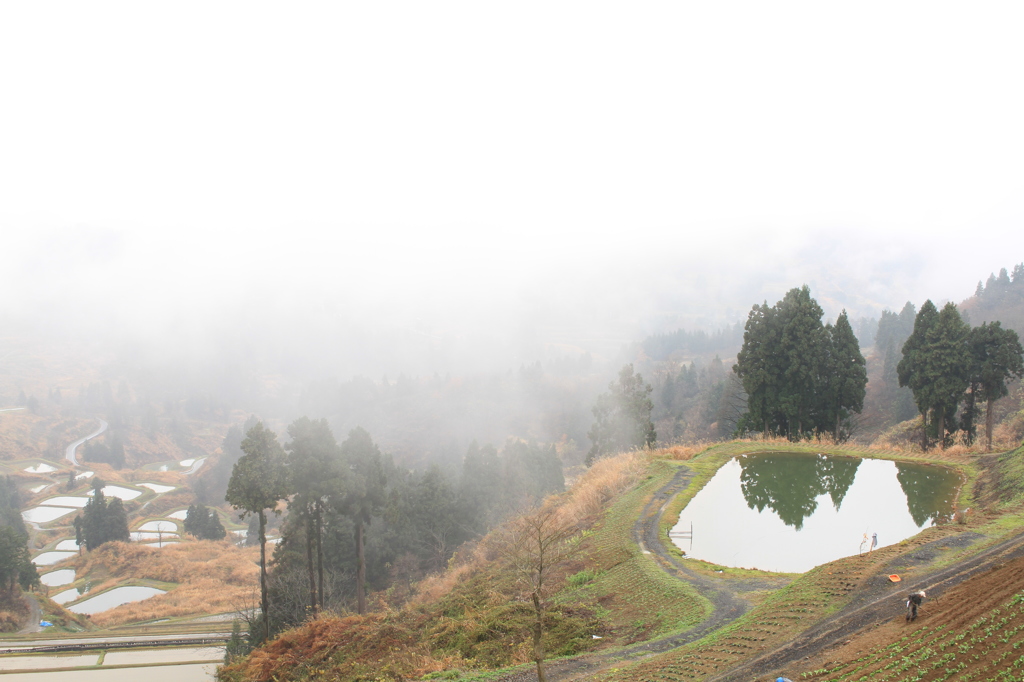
(896, 463, 957, 527)
(738, 454, 861, 530)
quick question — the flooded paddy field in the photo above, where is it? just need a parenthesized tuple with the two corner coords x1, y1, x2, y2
(0, 646, 222, 681)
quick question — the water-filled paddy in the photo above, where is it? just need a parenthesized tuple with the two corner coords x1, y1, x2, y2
(102, 647, 224, 665)
(0, 662, 217, 681)
(32, 551, 77, 566)
(167, 509, 189, 520)
(0, 653, 100, 670)
(139, 482, 175, 493)
(40, 496, 89, 508)
(130, 531, 179, 541)
(86, 485, 141, 501)
(139, 520, 178, 532)
(22, 507, 76, 524)
(23, 463, 57, 474)
(54, 539, 80, 551)
(66, 586, 167, 614)
(50, 587, 86, 604)
(670, 452, 959, 573)
(39, 569, 76, 587)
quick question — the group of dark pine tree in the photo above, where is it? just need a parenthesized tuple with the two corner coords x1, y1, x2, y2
(731, 281, 1023, 449)
(897, 299, 1023, 450)
(220, 418, 565, 643)
(73, 479, 130, 551)
(734, 286, 868, 441)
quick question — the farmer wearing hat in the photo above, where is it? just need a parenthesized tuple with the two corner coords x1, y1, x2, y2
(906, 590, 926, 621)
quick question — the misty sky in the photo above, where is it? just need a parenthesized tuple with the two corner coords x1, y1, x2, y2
(2, 3, 1022, 365)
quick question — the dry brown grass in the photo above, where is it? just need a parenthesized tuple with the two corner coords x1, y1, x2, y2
(0, 593, 29, 632)
(413, 449, 648, 607)
(60, 539, 260, 627)
(560, 449, 648, 521)
(660, 441, 714, 461)
(0, 412, 95, 463)
(220, 612, 465, 682)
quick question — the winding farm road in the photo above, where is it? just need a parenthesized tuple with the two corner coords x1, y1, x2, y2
(64, 418, 108, 466)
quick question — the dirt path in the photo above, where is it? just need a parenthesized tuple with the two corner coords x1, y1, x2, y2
(64, 418, 108, 466)
(17, 593, 43, 634)
(495, 466, 784, 682)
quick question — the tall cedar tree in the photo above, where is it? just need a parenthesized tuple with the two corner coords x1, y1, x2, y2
(825, 311, 868, 440)
(735, 287, 866, 439)
(778, 286, 828, 436)
(226, 422, 290, 642)
(586, 364, 656, 465)
(285, 417, 344, 614)
(968, 322, 1024, 450)
(897, 301, 971, 449)
(735, 301, 783, 435)
(336, 427, 386, 615)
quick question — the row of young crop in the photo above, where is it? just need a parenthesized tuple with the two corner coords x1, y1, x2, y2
(803, 590, 1024, 682)
(599, 535, 924, 682)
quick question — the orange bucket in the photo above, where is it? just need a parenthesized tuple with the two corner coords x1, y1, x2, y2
(889, 574, 901, 582)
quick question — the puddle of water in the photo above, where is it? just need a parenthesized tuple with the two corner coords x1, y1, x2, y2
(671, 452, 959, 573)
(32, 551, 78, 566)
(40, 496, 90, 508)
(167, 509, 189, 520)
(22, 507, 77, 524)
(54, 539, 81, 551)
(139, 483, 175, 493)
(86, 485, 141, 501)
(138, 520, 178, 532)
(67, 586, 167, 614)
(39, 569, 76, 587)
(24, 463, 57, 474)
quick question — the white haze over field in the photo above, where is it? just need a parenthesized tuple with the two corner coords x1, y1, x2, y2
(2, 2, 1023, 375)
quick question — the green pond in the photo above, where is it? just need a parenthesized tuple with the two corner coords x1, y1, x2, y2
(669, 452, 960, 573)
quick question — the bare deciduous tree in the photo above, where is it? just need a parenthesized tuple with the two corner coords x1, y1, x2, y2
(496, 502, 581, 682)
